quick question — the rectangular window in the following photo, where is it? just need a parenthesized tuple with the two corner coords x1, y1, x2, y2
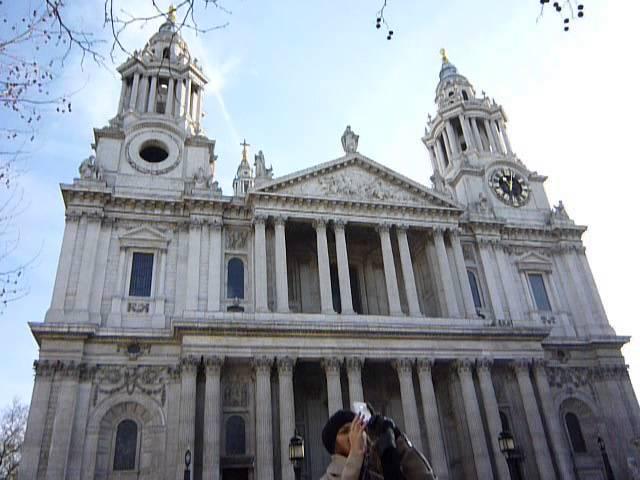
(528, 273, 551, 311)
(467, 269, 483, 309)
(129, 252, 154, 297)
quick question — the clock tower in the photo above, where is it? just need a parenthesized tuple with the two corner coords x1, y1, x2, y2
(422, 50, 551, 224)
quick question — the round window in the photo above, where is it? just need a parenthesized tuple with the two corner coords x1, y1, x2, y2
(139, 141, 169, 163)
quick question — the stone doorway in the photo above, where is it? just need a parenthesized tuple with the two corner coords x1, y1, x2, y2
(221, 468, 249, 480)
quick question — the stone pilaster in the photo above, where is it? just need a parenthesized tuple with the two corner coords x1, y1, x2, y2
(477, 240, 506, 322)
(186, 220, 202, 311)
(314, 219, 334, 314)
(20, 361, 55, 479)
(48, 214, 80, 314)
(449, 230, 477, 318)
(476, 358, 511, 480)
(377, 224, 403, 316)
(277, 357, 296, 480)
(66, 366, 94, 478)
(274, 216, 290, 313)
(393, 358, 423, 452)
(322, 357, 343, 415)
(207, 221, 222, 311)
(254, 216, 269, 312)
(333, 220, 354, 314)
(128, 72, 140, 110)
(471, 117, 484, 151)
(74, 215, 102, 316)
(396, 226, 421, 316)
(444, 121, 459, 156)
(498, 119, 513, 155)
(512, 359, 556, 479)
(166, 78, 175, 116)
(253, 356, 275, 480)
(532, 359, 575, 480)
(459, 114, 476, 151)
(176, 356, 198, 480)
(147, 75, 157, 112)
(345, 357, 364, 405)
(454, 359, 493, 479)
(416, 359, 449, 480)
(433, 228, 460, 317)
(203, 356, 224, 480)
(45, 362, 82, 480)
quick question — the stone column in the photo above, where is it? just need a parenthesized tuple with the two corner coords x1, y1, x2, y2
(117, 78, 127, 113)
(491, 120, 505, 154)
(274, 216, 290, 313)
(254, 216, 269, 312)
(203, 356, 223, 480)
(459, 114, 475, 151)
(576, 250, 613, 333)
(175, 78, 184, 117)
(393, 359, 423, 452)
(176, 356, 198, 480)
(449, 231, 477, 318)
(147, 75, 157, 112)
(46, 362, 81, 480)
(322, 357, 343, 415)
(494, 245, 524, 322)
(136, 75, 148, 112)
(396, 225, 421, 316)
(512, 359, 556, 479)
(441, 131, 453, 164)
(49, 213, 80, 313)
(66, 369, 93, 479)
(20, 361, 54, 479)
(128, 72, 140, 111)
(476, 358, 511, 480)
(345, 357, 364, 404)
(444, 121, 459, 156)
(532, 359, 575, 480)
(377, 224, 403, 316)
(454, 359, 493, 479)
(314, 219, 335, 314)
(166, 78, 175, 116)
(416, 359, 449, 480)
(477, 241, 507, 322)
(333, 220, 354, 314)
(433, 228, 460, 317)
(470, 118, 483, 151)
(186, 220, 202, 311)
(498, 119, 513, 155)
(484, 119, 499, 153)
(207, 221, 222, 311)
(253, 356, 275, 480)
(277, 357, 296, 480)
(74, 215, 101, 315)
(436, 136, 448, 169)
(184, 78, 192, 118)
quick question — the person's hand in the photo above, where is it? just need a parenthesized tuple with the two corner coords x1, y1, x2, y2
(349, 413, 367, 455)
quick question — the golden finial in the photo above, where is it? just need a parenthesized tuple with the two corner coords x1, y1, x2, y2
(440, 48, 448, 63)
(240, 139, 250, 162)
(168, 4, 177, 23)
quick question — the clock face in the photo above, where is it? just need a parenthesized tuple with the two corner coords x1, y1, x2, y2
(489, 167, 530, 207)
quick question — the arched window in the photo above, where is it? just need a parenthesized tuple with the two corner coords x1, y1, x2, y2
(565, 412, 587, 453)
(226, 415, 246, 455)
(162, 47, 170, 59)
(113, 419, 138, 471)
(227, 258, 244, 299)
(462, 90, 469, 101)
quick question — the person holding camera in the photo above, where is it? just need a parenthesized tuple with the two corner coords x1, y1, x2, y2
(320, 407, 437, 480)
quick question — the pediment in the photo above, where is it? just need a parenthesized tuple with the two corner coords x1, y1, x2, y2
(119, 225, 171, 250)
(515, 251, 553, 272)
(254, 153, 460, 210)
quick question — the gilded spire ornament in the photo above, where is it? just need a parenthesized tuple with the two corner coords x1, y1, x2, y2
(240, 139, 250, 162)
(440, 48, 449, 63)
(168, 4, 177, 23)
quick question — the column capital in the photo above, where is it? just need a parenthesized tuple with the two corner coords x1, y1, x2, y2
(432, 225, 447, 236)
(208, 218, 223, 230)
(321, 357, 342, 375)
(396, 223, 409, 233)
(345, 357, 364, 373)
(312, 218, 327, 229)
(333, 218, 347, 230)
(453, 358, 475, 374)
(277, 356, 296, 375)
(532, 358, 548, 370)
(512, 358, 531, 373)
(204, 355, 224, 374)
(375, 222, 391, 234)
(180, 355, 200, 374)
(253, 214, 267, 226)
(393, 358, 415, 375)
(252, 356, 273, 374)
(33, 359, 55, 378)
(273, 215, 288, 227)
(476, 357, 494, 371)
(55, 360, 86, 380)
(416, 358, 436, 372)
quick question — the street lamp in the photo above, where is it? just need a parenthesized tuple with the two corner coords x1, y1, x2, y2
(498, 431, 522, 480)
(289, 431, 305, 480)
(184, 448, 192, 480)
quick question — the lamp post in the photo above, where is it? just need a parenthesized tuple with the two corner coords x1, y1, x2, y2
(289, 431, 305, 480)
(498, 431, 523, 480)
(184, 448, 192, 480)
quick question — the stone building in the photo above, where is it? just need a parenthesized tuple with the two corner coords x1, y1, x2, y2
(20, 16, 640, 480)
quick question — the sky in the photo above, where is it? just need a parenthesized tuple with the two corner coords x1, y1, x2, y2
(1, 0, 639, 408)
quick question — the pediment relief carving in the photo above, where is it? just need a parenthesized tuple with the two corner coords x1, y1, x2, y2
(515, 251, 553, 272)
(119, 225, 172, 250)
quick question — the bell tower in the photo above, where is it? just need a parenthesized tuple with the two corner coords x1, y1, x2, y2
(422, 50, 551, 223)
(91, 8, 217, 196)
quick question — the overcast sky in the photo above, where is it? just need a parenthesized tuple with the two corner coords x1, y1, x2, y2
(1, 1, 639, 407)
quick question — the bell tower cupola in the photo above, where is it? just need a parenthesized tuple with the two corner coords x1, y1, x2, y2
(233, 139, 255, 197)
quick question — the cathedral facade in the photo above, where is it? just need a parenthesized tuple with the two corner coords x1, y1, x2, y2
(20, 17, 640, 480)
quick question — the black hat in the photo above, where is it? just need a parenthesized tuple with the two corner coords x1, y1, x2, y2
(322, 409, 355, 454)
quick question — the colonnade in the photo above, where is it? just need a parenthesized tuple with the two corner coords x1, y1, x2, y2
(253, 215, 478, 319)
